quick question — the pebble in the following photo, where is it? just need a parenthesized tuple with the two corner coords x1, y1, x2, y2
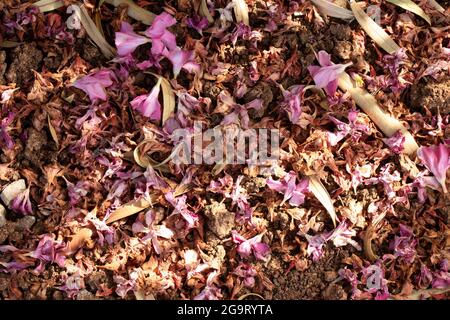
(15, 215, 36, 231)
(1, 179, 26, 207)
(0, 204, 5, 228)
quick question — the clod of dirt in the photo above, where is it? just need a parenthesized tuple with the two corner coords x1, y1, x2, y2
(0, 51, 7, 84)
(204, 201, 235, 239)
(409, 77, 450, 114)
(244, 81, 274, 113)
(322, 283, 348, 300)
(23, 127, 48, 166)
(76, 289, 98, 300)
(269, 246, 352, 299)
(0, 204, 6, 228)
(5, 43, 43, 86)
(1, 179, 26, 207)
(15, 215, 36, 231)
(86, 270, 113, 292)
(81, 43, 103, 67)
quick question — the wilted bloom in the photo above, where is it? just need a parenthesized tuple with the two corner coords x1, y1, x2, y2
(232, 231, 271, 261)
(114, 268, 141, 298)
(194, 271, 223, 300)
(72, 69, 114, 101)
(416, 264, 433, 289)
(389, 224, 417, 264)
(432, 260, 450, 289)
(130, 78, 162, 120)
(0, 112, 15, 149)
(308, 50, 351, 96)
(66, 180, 90, 206)
(382, 130, 405, 154)
(57, 272, 85, 299)
(144, 12, 177, 56)
(327, 110, 371, 146)
(10, 188, 33, 215)
(29, 234, 67, 273)
(186, 15, 209, 35)
(163, 47, 200, 77)
(233, 263, 257, 288)
(165, 192, 199, 229)
(84, 210, 116, 246)
(115, 21, 150, 56)
(280, 85, 304, 124)
(266, 171, 309, 206)
(417, 143, 450, 193)
(132, 210, 174, 254)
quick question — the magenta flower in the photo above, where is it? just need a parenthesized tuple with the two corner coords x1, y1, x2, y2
(0, 112, 15, 150)
(186, 15, 209, 35)
(194, 271, 223, 300)
(132, 210, 174, 254)
(165, 192, 198, 229)
(382, 130, 405, 154)
(266, 171, 309, 206)
(163, 47, 200, 77)
(144, 12, 177, 56)
(29, 234, 67, 273)
(417, 143, 450, 193)
(115, 21, 150, 56)
(280, 85, 304, 124)
(130, 78, 162, 120)
(232, 231, 271, 262)
(233, 263, 257, 288)
(72, 69, 114, 102)
(308, 50, 351, 96)
(10, 188, 33, 215)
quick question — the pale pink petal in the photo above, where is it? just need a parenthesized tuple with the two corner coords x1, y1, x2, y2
(130, 81, 162, 120)
(417, 143, 450, 193)
(72, 70, 114, 101)
(164, 48, 199, 77)
(115, 22, 150, 56)
(144, 12, 176, 38)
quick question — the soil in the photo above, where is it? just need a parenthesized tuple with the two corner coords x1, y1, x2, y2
(267, 246, 353, 300)
(5, 43, 43, 86)
(410, 77, 450, 114)
(204, 201, 236, 239)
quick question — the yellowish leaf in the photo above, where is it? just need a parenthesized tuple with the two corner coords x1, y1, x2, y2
(338, 72, 419, 155)
(0, 40, 21, 48)
(200, 0, 214, 23)
(308, 175, 337, 227)
(160, 77, 175, 125)
(311, 0, 354, 20)
(104, 0, 156, 25)
(79, 5, 116, 59)
(106, 196, 156, 224)
(428, 0, 445, 13)
(233, 0, 250, 25)
(65, 228, 92, 254)
(387, 0, 431, 25)
(47, 115, 59, 148)
(350, 0, 400, 54)
(34, 0, 64, 12)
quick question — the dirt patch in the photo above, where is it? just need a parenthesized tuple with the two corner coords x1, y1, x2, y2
(204, 201, 235, 239)
(5, 43, 43, 86)
(409, 77, 450, 114)
(267, 246, 352, 300)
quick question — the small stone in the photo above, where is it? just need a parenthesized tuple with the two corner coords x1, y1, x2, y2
(1, 179, 26, 207)
(0, 204, 6, 228)
(15, 215, 36, 231)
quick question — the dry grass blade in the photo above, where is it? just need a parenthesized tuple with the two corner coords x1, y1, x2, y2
(0, 41, 21, 48)
(233, 0, 250, 25)
(428, 0, 446, 13)
(308, 175, 337, 227)
(363, 223, 379, 261)
(65, 228, 92, 254)
(350, 0, 400, 54)
(104, 0, 156, 25)
(200, 0, 214, 23)
(391, 287, 450, 300)
(338, 72, 419, 155)
(79, 5, 116, 59)
(147, 73, 175, 125)
(311, 0, 354, 20)
(387, 0, 431, 25)
(106, 196, 156, 224)
(47, 115, 59, 147)
(237, 293, 265, 300)
(34, 0, 64, 12)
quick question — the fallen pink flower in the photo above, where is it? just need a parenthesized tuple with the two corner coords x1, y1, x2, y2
(145, 12, 177, 56)
(0, 112, 15, 150)
(382, 130, 405, 154)
(115, 21, 150, 56)
(266, 171, 309, 206)
(186, 15, 209, 35)
(417, 143, 450, 193)
(130, 79, 162, 120)
(29, 234, 67, 274)
(232, 231, 271, 262)
(308, 50, 351, 96)
(163, 47, 200, 77)
(72, 69, 114, 102)
(280, 85, 304, 124)
(10, 188, 33, 215)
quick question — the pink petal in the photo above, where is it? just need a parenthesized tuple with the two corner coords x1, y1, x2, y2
(72, 70, 114, 101)
(115, 22, 150, 56)
(417, 143, 450, 193)
(164, 48, 199, 77)
(130, 80, 162, 120)
(317, 50, 333, 67)
(144, 12, 176, 38)
(251, 242, 271, 261)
